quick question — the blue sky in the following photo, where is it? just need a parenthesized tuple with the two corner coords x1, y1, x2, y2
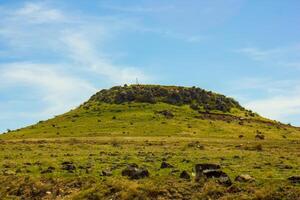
(0, 0, 300, 132)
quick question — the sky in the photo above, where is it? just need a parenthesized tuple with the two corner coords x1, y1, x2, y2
(0, 0, 300, 132)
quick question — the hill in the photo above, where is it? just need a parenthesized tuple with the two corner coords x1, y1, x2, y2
(0, 85, 284, 139)
(0, 85, 299, 200)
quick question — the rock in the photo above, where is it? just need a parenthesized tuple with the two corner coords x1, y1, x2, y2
(41, 166, 55, 174)
(187, 141, 205, 149)
(101, 170, 112, 176)
(180, 171, 191, 180)
(121, 164, 149, 179)
(203, 170, 232, 186)
(288, 176, 300, 183)
(235, 174, 255, 182)
(157, 110, 174, 119)
(161, 161, 174, 169)
(255, 134, 265, 140)
(195, 163, 220, 173)
(195, 163, 231, 186)
(61, 161, 76, 172)
(3, 170, 15, 175)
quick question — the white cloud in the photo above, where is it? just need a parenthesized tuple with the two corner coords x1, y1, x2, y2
(236, 47, 281, 61)
(245, 95, 300, 123)
(0, 1, 153, 131)
(228, 77, 300, 125)
(100, 4, 174, 13)
(61, 32, 150, 84)
(236, 45, 300, 69)
(13, 2, 65, 24)
(0, 63, 97, 117)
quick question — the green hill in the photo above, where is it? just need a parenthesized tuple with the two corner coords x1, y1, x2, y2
(1, 84, 292, 139)
(0, 85, 299, 200)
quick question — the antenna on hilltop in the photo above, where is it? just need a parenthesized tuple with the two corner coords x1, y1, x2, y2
(136, 77, 139, 85)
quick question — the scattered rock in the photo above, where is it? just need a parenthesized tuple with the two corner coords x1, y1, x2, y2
(235, 174, 255, 182)
(187, 141, 205, 149)
(255, 134, 265, 140)
(161, 161, 174, 169)
(157, 110, 174, 119)
(288, 176, 300, 184)
(179, 171, 191, 180)
(41, 166, 55, 174)
(195, 163, 231, 186)
(101, 169, 112, 176)
(3, 170, 15, 175)
(121, 164, 149, 179)
(61, 161, 76, 172)
(195, 163, 220, 173)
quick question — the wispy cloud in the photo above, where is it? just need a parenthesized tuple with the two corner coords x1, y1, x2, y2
(0, 1, 151, 131)
(0, 63, 97, 117)
(100, 4, 174, 13)
(61, 32, 149, 84)
(228, 77, 300, 125)
(236, 45, 300, 69)
(245, 95, 300, 122)
(13, 2, 65, 24)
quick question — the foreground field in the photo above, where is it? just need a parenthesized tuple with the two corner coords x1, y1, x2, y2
(0, 136, 299, 199)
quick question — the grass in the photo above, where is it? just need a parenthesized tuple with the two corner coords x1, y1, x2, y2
(0, 101, 299, 199)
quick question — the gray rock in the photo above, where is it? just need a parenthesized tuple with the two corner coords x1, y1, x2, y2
(288, 176, 300, 183)
(195, 163, 231, 186)
(101, 170, 112, 176)
(61, 161, 76, 172)
(235, 174, 255, 182)
(121, 164, 149, 179)
(41, 166, 55, 174)
(180, 171, 191, 180)
(161, 161, 174, 169)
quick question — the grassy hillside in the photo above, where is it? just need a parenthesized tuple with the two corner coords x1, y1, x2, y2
(0, 85, 299, 199)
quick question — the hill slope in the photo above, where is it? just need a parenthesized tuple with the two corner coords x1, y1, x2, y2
(1, 84, 297, 139)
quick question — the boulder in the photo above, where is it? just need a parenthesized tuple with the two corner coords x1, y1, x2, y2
(288, 176, 300, 184)
(255, 134, 265, 140)
(101, 170, 112, 176)
(61, 161, 76, 172)
(179, 171, 191, 180)
(157, 110, 174, 119)
(195, 163, 220, 173)
(195, 163, 231, 186)
(161, 161, 174, 169)
(235, 174, 255, 182)
(41, 166, 55, 174)
(121, 164, 149, 179)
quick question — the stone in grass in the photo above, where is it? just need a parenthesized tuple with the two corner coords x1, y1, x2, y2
(195, 163, 232, 186)
(101, 169, 112, 176)
(235, 174, 255, 182)
(255, 134, 265, 140)
(61, 161, 76, 173)
(160, 161, 174, 169)
(121, 164, 149, 180)
(41, 166, 55, 174)
(179, 171, 191, 180)
(288, 176, 300, 184)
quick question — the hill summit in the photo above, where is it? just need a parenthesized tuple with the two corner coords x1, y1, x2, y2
(90, 85, 245, 113)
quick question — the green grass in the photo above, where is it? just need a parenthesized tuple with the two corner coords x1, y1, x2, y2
(0, 102, 299, 199)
